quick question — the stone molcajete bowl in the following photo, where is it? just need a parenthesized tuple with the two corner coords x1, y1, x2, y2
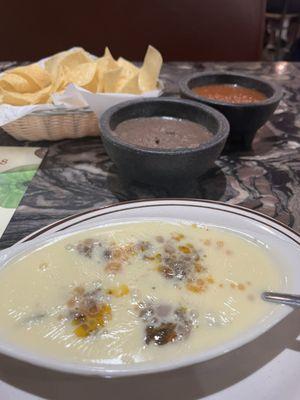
(99, 98, 229, 185)
(179, 72, 282, 149)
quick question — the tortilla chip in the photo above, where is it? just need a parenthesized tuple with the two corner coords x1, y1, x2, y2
(9, 64, 52, 90)
(117, 57, 139, 76)
(1, 86, 51, 106)
(103, 67, 123, 93)
(65, 62, 98, 91)
(0, 46, 163, 105)
(45, 48, 92, 77)
(0, 73, 35, 93)
(119, 73, 141, 94)
(50, 65, 69, 93)
(139, 45, 162, 92)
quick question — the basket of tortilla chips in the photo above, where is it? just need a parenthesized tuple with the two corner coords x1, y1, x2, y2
(0, 46, 163, 141)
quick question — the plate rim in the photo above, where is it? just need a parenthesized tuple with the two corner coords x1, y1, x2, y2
(5, 198, 298, 377)
(18, 198, 300, 244)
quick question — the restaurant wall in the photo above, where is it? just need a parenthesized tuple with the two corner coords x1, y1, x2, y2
(1, 0, 266, 61)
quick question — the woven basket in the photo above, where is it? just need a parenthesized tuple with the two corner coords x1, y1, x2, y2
(2, 107, 100, 141)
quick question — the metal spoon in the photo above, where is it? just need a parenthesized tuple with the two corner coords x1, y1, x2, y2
(262, 292, 300, 307)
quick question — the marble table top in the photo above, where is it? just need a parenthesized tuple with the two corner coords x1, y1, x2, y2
(0, 61, 300, 250)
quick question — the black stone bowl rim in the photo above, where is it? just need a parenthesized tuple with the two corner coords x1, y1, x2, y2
(99, 97, 230, 156)
(179, 72, 283, 108)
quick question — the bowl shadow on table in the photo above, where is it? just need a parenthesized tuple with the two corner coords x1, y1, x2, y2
(1, 308, 299, 400)
(106, 164, 228, 200)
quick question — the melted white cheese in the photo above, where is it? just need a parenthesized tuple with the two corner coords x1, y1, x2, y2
(0, 221, 282, 365)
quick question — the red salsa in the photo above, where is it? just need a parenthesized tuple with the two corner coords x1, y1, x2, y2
(193, 84, 267, 104)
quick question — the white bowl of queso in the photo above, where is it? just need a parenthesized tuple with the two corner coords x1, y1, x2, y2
(0, 199, 299, 378)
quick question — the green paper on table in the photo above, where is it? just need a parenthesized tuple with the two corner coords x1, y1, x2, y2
(0, 147, 46, 238)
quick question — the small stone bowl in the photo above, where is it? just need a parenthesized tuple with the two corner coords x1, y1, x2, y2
(179, 72, 282, 149)
(99, 98, 229, 185)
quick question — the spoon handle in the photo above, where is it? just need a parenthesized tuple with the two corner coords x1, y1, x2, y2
(262, 292, 300, 307)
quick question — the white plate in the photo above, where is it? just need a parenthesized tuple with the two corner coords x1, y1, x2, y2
(0, 199, 300, 399)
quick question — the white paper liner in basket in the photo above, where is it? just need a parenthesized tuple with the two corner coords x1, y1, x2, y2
(0, 48, 162, 141)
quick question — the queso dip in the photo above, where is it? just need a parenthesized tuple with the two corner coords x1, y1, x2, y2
(0, 221, 282, 365)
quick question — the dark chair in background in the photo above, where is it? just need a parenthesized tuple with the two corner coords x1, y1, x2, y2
(265, 0, 300, 60)
(1, 0, 266, 61)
